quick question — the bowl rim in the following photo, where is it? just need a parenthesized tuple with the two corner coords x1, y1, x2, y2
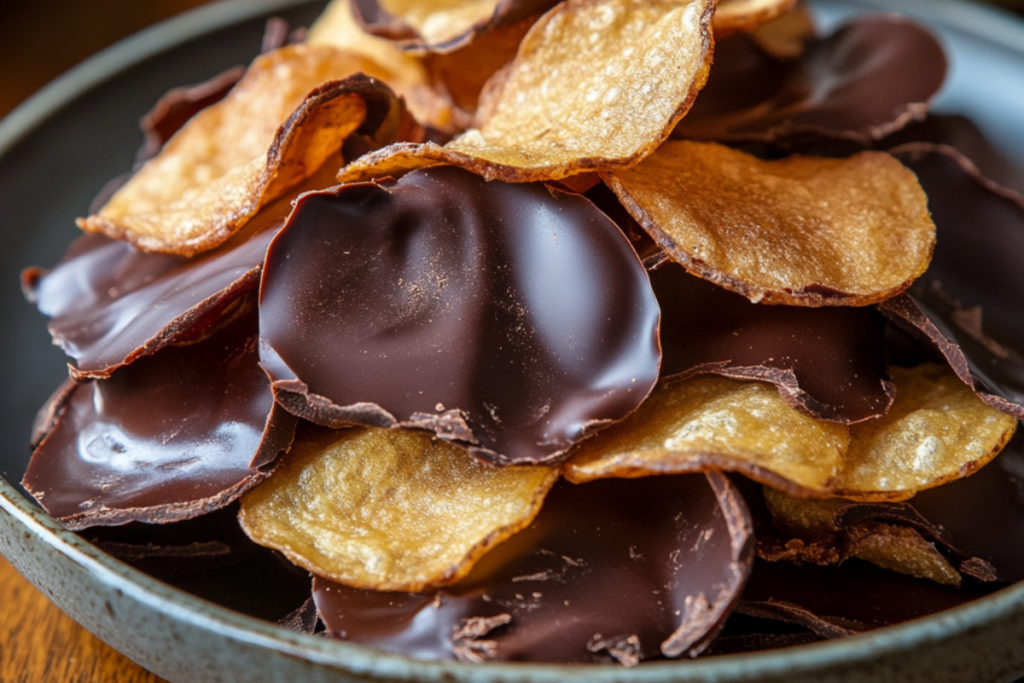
(2, 0, 1024, 681)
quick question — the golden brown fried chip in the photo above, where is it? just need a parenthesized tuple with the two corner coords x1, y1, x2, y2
(80, 48, 405, 256)
(308, 0, 456, 129)
(604, 141, 935, 306)
(564, 364, 1016, 501)
(747, 1, 815, 58)
(239, 426, 558, 592)
(762, 488, 962, 586)
(833, 364, 1016, 499)
(713, 0, 798, 37)
(340, 0, 716, 183)
(355, 0, 502, 50)
(564, 376, 850, 495)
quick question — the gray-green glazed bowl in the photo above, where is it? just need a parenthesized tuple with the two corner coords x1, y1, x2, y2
(2, 0, 1024, 681)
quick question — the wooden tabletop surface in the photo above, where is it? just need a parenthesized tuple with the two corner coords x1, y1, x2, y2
(3, 1, 1024, 682)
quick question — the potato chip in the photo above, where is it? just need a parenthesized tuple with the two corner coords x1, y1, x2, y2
(349, 0, 554, 53)
(239, 426, 557, 591)
(308, 0, 456, 129)
(79, 51, 405, 256)
(833, 364, 1016, 499)
(713, 0, 797, 38)
(762, 488, 962, 586)
(340, 0, 716, 183)
(564, 364, 1016, 500)
(747, 1, 814, 59)
(604, 141, 935, 306)
(564, 376, 850, 495)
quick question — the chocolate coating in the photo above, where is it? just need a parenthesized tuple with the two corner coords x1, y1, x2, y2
(653, 262, 894, 423)
(881, 145, 1024, 418)
(259, 166, 660, 464)
(23, 201, 287, 378)
(23, 295, 296, 529)
(741, 558, 996, 629)
(313, 473, 753, 664)
(674, 16, 946, 144)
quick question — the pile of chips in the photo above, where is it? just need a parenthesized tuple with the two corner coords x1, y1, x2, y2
(20, 0, 1024, 666)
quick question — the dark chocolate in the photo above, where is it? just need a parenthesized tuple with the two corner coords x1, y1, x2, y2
(881, 115, 1024, 199)
(741, 558, 997, 629)
(880, 144, 1024, 418)
(23, 182, 300, 379)
(259, 166, 660, 465)
(652, 262, 893, 423)
(23, 295, 296, 529)
(674, 16, 946, 145)
(313, 473, 753, 664)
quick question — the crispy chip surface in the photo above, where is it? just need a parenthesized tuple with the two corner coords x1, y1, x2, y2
(605, 141, 935, 305)
(239, 426, 557, 591)
(564, 376, 850, 494)
(342, 0, 715, 182)
(565, 364, 1016, 500)
(308, 0, 455, 129)
(833, 364, 1017, 499)
(713, 0, 797, 37)
(81, 48, 402, 255)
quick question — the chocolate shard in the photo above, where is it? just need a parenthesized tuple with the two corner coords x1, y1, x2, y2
(652, 261, 894, 423)
(22, 165, 341, 379)
(674, 16, 946, 145)
(22, 295, 296, 529)
(312, 473, 754, 664)
(259, 166, 660, 465)
(278, 597, 320, 635)
(880, 144, 1024, 419)
(732, 599, 866, 639)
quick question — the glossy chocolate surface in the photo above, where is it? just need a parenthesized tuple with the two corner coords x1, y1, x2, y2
(674, 17, 946, 144)
(23, 296, 296, 528)
(313, 473, 753, 664)
(23, 197, 289, 378)
(880, 145, 1024, 417)
(260, 166, 660, 465)
(652, 262, 893, 423)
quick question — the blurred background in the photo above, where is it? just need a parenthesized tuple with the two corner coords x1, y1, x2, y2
(1, 0, 1024, 119)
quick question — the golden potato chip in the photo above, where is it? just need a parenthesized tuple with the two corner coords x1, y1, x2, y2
(308, 0, 456, 130)
(833, 364, 1017, 499)
(564, 376, 850, 495)
(762, 488, 962, 586)
(350, 0, 520, 52)
(748, 1, 815, 59)
(713, 0, 798, 37)
(80, 48, 405, 256)
(239, 426, 557, 592)
(564, 364, 1016, 500)
(341, 0, 716, 183)
(604, 141, 935, 306)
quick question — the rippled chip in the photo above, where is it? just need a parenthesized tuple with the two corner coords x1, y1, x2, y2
(605, 141, 935, 306)
(713, 0, 797, 37)
(239, 426, 557, 591)
(80, 49, 404, 256)
(565, 364, 1016, 500)
(340, 0, 715, 183)
(308, 0, 456, 130)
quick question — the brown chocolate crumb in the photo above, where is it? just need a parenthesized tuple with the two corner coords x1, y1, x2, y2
(587, 633, 642, 667)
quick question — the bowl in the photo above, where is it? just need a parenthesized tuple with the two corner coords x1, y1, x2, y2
(2, 0, 1024, 681)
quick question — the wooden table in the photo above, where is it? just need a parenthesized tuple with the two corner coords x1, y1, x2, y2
(0, 554, 166, 683)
